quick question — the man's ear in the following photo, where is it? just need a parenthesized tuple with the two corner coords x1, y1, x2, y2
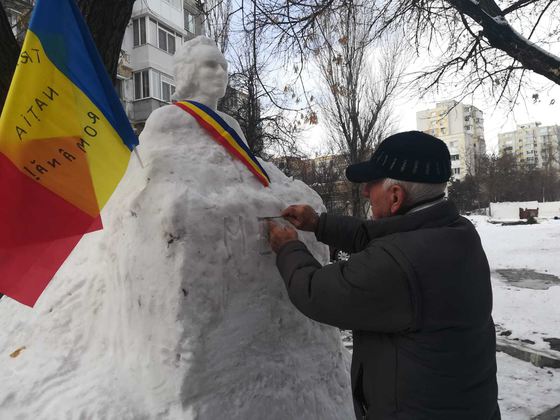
(389, 185, 406, 215)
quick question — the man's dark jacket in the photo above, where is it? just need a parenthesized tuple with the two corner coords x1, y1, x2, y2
(275, 201, 500, 420)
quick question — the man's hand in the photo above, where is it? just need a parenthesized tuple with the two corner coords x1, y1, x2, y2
(268, 221, 299, 253)
(281, 205, 319, 232)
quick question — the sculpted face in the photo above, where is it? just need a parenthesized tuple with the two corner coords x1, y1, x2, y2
(189, 45, 228, 101)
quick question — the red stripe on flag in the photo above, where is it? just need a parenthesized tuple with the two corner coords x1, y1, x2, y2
(175, 102, 269, 187)
(0, 152, 101, 306)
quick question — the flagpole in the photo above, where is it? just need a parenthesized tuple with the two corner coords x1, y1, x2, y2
(133, 146, 144, 168)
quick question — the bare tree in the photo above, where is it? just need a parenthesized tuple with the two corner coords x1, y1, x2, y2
(313, 2, 404, 217)
(197, 0, 234, 53)
(215, 1, 304, 157)
(299, 154, 348, 214)
(251, 0, 560, 108)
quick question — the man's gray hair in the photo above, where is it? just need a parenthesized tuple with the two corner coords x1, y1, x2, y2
(382, 178, 447, 207)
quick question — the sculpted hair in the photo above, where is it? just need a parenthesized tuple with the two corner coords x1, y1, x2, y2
(382, 178, 447, 207)
(173, 36, 220, 100)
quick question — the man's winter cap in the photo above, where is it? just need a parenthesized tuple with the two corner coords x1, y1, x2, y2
(345, 131, 452, 184)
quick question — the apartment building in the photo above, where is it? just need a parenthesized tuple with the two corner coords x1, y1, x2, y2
(498, 122, 560, 169)
(416, 100, 486, 180)
(119, 0, 203, 132)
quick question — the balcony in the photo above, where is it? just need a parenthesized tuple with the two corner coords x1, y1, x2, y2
(131, 97, 170, 123)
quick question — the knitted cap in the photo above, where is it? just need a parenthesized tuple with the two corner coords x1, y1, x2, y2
(345, 131, 452, 183)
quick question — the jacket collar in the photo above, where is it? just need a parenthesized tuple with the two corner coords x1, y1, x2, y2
(365, 200, 460, 238)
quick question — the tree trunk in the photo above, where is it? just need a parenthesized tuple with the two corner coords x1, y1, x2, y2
(76, 0, 136, 82)
(351, 183, 363, 218)
(0, 3, 20, 111)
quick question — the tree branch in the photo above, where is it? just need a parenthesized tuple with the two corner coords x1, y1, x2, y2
(445, 0, 560, 85)
(0, 3, 20, 110)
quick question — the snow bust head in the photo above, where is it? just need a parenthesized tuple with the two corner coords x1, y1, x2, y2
(173, 36, 228, 106)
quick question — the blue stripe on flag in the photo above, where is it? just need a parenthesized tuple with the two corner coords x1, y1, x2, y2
(28, 0, 138, 150)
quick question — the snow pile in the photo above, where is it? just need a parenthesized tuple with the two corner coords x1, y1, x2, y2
(0, 104, 353, 419)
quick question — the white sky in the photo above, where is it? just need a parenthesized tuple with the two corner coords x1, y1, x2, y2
(297, 11, 560, 158)
(300, 68, 560, 157)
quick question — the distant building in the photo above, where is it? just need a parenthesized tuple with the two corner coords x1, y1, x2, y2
(219, 86, 251, 119)
(416, 100, 486, 180)
(498, 122, 560, 169)
(273, 154, 353, 215)
(218, 85, 262, 152)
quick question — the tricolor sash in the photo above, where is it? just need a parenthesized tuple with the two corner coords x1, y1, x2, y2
(175, 100, 270, 187)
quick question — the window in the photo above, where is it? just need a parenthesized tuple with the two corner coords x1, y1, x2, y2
(158, 28, 168, 50)
(151, 70, 161, 99)
(134, 70, 150, 99)
(185, 12, 196, 33)
(150, 20, 178, 54)
(133, 17, 146, 46)
(168, 33, 176, 54)
(138, 69, 175, 102)
(451, 154, 460, 161)
(453, 168, 461, 175)
(162, 81, 175, 102)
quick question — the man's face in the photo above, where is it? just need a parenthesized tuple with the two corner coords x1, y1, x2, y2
(362, 179, 405, 220)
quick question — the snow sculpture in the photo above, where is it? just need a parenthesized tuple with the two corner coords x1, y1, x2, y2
(0, 36, 353, 419)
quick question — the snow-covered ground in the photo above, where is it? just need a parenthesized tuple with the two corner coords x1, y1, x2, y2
(497, 352, 560, 419)
(472, 217, 560, 351)
(470, 216, 560, 419)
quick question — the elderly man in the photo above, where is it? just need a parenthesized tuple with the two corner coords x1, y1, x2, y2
(268, 131, 500, 420)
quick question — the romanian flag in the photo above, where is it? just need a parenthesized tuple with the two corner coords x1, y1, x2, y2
(0, 0, 138, 306)
(175, 100, 270, 187)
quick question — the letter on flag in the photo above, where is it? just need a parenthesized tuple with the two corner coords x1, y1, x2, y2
(0, 0, 138, 306)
